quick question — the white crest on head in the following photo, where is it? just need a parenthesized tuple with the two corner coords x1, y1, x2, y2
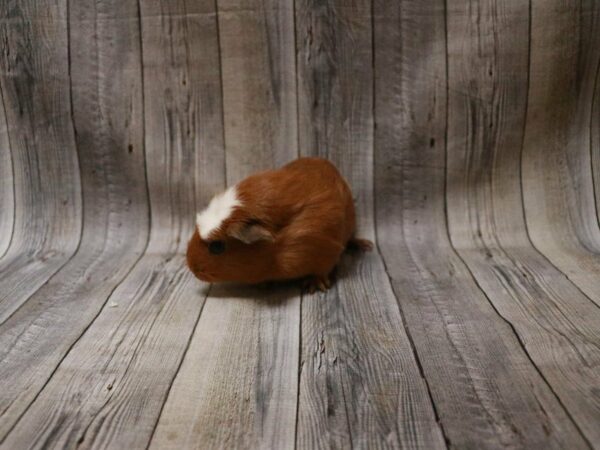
(196, 186, 241, 239)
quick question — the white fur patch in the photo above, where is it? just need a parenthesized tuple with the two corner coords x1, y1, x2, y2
(196, 186, 241, 239)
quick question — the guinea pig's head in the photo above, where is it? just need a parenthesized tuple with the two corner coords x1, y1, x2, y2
(186, 186, 276, 284)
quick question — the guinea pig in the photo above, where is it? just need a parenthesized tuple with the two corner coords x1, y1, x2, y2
(186, 157, 372, 292)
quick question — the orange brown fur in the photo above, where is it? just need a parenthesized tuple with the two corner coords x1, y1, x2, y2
(186, 157, 370, 290)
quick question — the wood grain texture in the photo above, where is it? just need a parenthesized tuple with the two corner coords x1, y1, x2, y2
(1, 256, 203, 450)
(296, 0, 374, 235)
(445, 0, 600, 445)
(0, 0, 150, 442)
(374, 0, 590, 448)
(141, 0, 226, 241)
(218, 0, 298, 179)
(297, 253, 446, 449)
(149, 1, 300, 448)
(0, 89, 14, 258)
(1, 0, 600, 448)
(150, 285, 300, 450)
(1, 0, 228, 447)
(0, 0, 82, 322)
(296, 2, 445, 448)
(522, 1, 600, 308)
(592, 2, 600, 225)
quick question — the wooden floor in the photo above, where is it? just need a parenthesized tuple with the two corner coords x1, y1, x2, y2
(1, 0, 600, 449)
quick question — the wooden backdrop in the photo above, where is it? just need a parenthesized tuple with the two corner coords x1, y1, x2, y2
(0, 0, 599, 448)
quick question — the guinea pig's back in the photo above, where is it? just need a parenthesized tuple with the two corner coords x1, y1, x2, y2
(280, 157, 356, 242)
(237, 157, 356, 241)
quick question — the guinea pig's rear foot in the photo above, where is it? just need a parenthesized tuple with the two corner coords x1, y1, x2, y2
(303, 275, 331, 294)
(347, 237, 374, 252)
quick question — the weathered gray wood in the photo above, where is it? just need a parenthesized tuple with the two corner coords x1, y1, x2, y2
(297, 252, 446, 449)
(296, 0, 374, 235)
(141, 0, 226, 238)
(592, 2, 600, 225)
(374, 1, 590, 448)
(0, 90, 13, 258)
(1, 0, 600, 448)
(0, 0, 227, 447)
(150, 1, 300, 448)
(522, 1, 600, 308)
(295, 2, 445, 448)
(1, 257, 203, 450)
(445, 0, 600, 445)
(150, 285, 300, 450)
(0, 0, 150, 442)
(0, 0, 82, 321)
(218, 0, 298, 179)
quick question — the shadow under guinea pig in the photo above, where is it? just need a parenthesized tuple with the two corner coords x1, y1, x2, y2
(194, 249, 367, 302)
(202, 280, 301, 305)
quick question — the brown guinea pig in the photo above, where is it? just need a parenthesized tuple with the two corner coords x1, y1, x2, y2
(186, 157, 372, 292)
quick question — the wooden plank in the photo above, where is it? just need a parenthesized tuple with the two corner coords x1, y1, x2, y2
(451, 246, 600, 447)
(150, 285, 300, 449)
(218, 0, 298, 179)
(591, 1, 600, 226)
(140, 0, 226, 236)
(1, 0, 227, 447)
(0, 87, 14, 258)
(296, 0, 373, 235)
(0, 1, 597, 449)
(150, 1, 300, 447)
(295, 2, 444, 448)
(593, 34, 600, 226)
(445, 0, 532, 250)
(297, 253, 446, 449)
(0, 0, 150, 441)
(521, 1, 600, 307)
(1, 257, 204, 449)
(0, 0, 82, 321)
(374, 0, 590, 448)
(445, 0, 600, 445)
(577, 0, 600, 230)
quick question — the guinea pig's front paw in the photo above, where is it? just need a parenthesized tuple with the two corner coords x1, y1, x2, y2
(303, 275, 331, 294)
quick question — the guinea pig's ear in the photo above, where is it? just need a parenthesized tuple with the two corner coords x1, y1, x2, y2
(227, 221, 274, 244)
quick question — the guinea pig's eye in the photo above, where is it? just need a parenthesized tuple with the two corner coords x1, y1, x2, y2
(208, 240, 226, 255)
